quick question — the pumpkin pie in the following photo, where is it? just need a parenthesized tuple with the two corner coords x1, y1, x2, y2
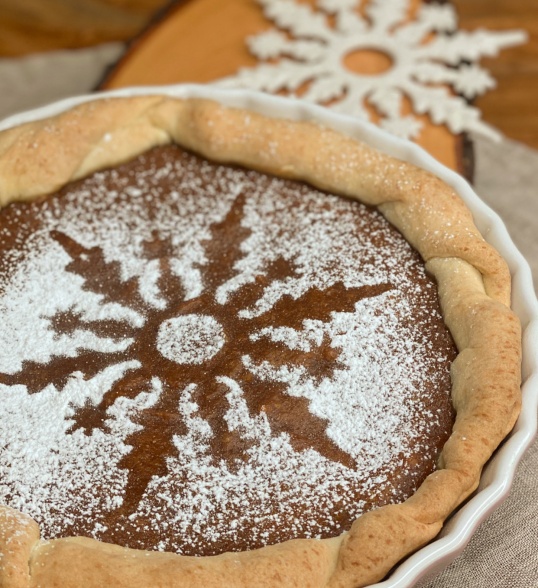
(0, 95, 521, 587)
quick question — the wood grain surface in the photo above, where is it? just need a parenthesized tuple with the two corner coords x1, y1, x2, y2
(0, 0, 536, 151)
(454, 0, 538, 150)
(91, 0, 466, 173)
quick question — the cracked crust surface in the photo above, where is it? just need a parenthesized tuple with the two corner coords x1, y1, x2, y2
(0, 96, 522, 588)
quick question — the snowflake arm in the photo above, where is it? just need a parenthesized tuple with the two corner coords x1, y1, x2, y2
(392, 19, 435, 47)
(248, 331, 345, 384)
(317, 0, 357, 12)
(402, 80, 501, 140)
(245, 281, 391, 385)
(417, 29, 528, 66)
(412, 62, 496, 99)
(252, 282, 392, 330)
(227, 371, 356, 468)
(116, 379, 183, 515)
(258, 0, 333, 42)
(0, 349, 132, 395)
(51, 231, 148, 311)
(379, 116, 423, 140)
(416, 3, 457, 33)
(67, 366, 151, 435)
(219, 60, 326, 94)
(393, 3, 458, 48)
(198, 192, 251, 293)
(367, 86, 404, 119)
(50, 309, 139, 341)
(300, 75, 348, 104)
(326, 89, 371, 119)
(366, 0, 409, 33)
(105, 379, 163, 438)
(317, 0, 368, 35)
(370, 1, 457, 44)
(247, 30, 326, 62)
(365, 86, 424, 137)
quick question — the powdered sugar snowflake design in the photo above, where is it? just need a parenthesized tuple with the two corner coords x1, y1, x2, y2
(218, 0, 526, 139)
(0, 147, 455, 555)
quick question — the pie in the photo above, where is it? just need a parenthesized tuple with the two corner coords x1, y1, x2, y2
(0, 95, 521, 587)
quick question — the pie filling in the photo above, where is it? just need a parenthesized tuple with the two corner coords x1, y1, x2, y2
(0, 145, 456, 556)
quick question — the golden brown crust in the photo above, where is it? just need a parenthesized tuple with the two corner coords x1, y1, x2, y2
(0, 506, 40, 588)
(28, 535, 342, 588)
(0, 96, 522, 588)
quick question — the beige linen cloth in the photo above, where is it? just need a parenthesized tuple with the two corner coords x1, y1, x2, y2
(0, 45, 537, 588)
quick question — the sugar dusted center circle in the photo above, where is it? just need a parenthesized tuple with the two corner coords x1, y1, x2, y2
(156, 314, 225, 365)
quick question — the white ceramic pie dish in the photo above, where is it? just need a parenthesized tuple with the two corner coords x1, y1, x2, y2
(1, 84, 537, 587)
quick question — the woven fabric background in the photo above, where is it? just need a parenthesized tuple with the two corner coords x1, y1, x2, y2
(0, 45, 537, 588)
(416, 132, 538, 587)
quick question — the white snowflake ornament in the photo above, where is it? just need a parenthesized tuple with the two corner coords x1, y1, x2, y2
(218, 0, 527, 140)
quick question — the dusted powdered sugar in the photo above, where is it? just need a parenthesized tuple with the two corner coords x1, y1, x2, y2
(157, 315, 225, 365)
(0, 146, 455, 555)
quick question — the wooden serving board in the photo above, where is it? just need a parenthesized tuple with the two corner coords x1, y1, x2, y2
(99, 0, 468, 174)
